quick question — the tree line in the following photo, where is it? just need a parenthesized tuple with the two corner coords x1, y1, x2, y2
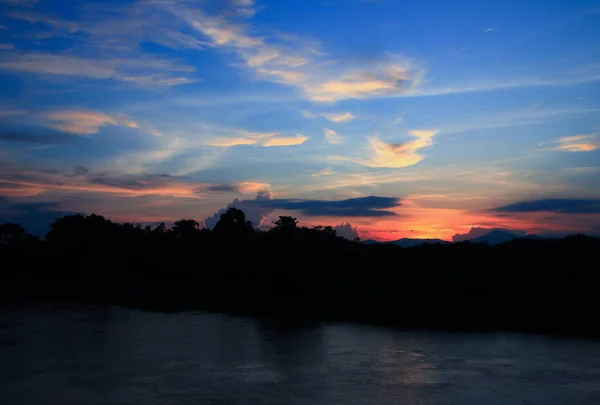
(2, 207, 599, 336)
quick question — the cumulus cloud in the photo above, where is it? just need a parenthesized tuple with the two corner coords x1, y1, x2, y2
(452, 227, 526, 242)
(492, 199, 600, 214)
(334, 222, 360, 240)
(333, 129, 437, 168)
(542, 134, 599, 152)
(324, 128, 343, 144)
(204, 188, 274, 229)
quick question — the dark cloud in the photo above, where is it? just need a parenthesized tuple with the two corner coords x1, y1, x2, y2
(453, 227, 526, 242)
(0, 197, 77, 237)
(205, 193, 399, 230)
(72, 166, 89, 176)
(245, 195, 401, 217)
(205, 184, 239, 193)
(493, 199, 600, 214)
(0, 128, 76, 144)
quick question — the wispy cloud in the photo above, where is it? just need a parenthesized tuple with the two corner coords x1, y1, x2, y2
(45, 110, 138, 135)
(263, 135, 309, 147)
(0, 0, 38, 6)
(324, 128, 343, 144)
(321, 112, 354, 122)
(332, 130, 437, 168)
(155, 2, 423, 102)
(0, 53, 196, 87)
(311, 167, 333, 177)
(206, 137, 259, 147)
(542, 134, 599, 152)
(0, 43, 14, 50)
(302, 111, 355, 122)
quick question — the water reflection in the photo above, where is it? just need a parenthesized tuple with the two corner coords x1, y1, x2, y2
(1, 304, 599, 405)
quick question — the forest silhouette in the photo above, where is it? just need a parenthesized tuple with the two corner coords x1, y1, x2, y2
(1, 208, 599, 336)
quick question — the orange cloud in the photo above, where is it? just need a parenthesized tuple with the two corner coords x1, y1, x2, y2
(206, 137, 258, 147)
(545, 134, 599, 152)
(262, 135, 309, 147)
(332, 129, 437, 168)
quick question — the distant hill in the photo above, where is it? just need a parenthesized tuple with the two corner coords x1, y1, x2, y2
(365, 232, 545, 246)
(363, 238, 448, 247)
(470, 229, 519, 245)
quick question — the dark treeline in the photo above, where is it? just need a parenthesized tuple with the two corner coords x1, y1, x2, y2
(2, 208, 600, 337)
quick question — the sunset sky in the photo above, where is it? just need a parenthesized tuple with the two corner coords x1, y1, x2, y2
(1, 0, 600, 240)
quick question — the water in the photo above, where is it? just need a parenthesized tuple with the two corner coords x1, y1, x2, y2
(1, 304, 599, 405)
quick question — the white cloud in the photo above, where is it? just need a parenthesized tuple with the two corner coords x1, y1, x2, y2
(324, 128, 343, 144)
(0, 43, 14, 50)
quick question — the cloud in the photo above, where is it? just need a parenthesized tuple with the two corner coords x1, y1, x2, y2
(7, 9, 78, 32)
(206, 130, 307, 147)
(452, 227, 526, 242)
(244, 195, 401, 217)
(492, 199, 600, 214)
(333, 129, 437, 168)
(0, 52, 196, 87)
(0, 197, 75, 237)
(542, 134, 600, 152)
(322, 112, 354, 123)
(204, 188, 274, 229)
(311, 167, 333, 176)
(0, 166, 266, 200)
(485, 27, 493, 33)
(44, 110, 139, 135)
(0, 128, 76, 143)
(0, 43, 14, 50)
(206, 137, 258, 147)
(302, 111, 355, 122)
(262, 135, 309, 147)
(205, 192, 400, 230)
(334, 222, 360, 240)
(157, 2, 422, 102)
(324, 128, 343, 144)
(0, 0, 38, 6)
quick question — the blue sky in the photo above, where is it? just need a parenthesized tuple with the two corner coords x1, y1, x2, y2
(1, 0, 599, 240)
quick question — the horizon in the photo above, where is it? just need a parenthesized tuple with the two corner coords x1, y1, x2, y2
(1, 0, 600, 241)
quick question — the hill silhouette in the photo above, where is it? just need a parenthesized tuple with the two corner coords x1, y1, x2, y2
(1, 209, 599, 337)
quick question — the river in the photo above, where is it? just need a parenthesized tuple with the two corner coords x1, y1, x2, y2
(1, 303, 599, 404)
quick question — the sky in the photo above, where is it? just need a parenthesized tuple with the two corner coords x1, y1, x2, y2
(1, 0, 600, 241)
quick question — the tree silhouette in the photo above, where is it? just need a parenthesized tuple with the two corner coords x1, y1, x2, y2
(273, 216, 298, 231)
(172, 219, 200, 238)
(213, 207, 253, 235)
(0, 223, 26, 245)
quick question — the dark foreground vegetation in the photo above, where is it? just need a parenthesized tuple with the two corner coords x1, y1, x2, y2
(2, 208, 600, 337)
